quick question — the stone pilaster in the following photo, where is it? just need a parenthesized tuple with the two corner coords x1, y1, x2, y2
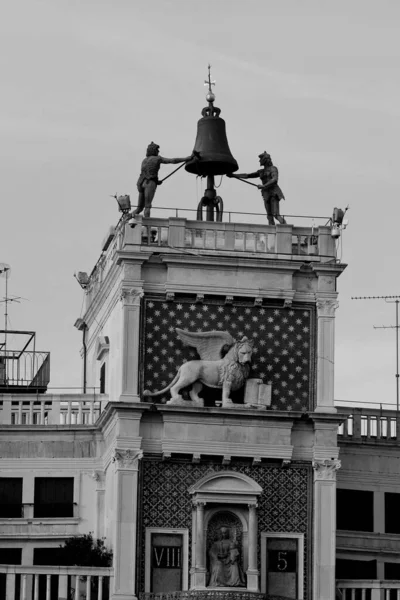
(312, 459, 341, 600)
(247, 503, 259, 591)
(315, 297, 339, 413)
(119, 286, 143, 402)
(192, 500, 207, 589)
(112, 448, 143, 600)
(91, 471, 106, 539)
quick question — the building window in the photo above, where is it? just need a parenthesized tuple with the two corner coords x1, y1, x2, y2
(100, 363, 106, 394)
(34, 478, 74, 518)
(336, 558, 377, 579)
(385, 562, 400, 579)
(0, 548, 22, 564)
(385, 493, 400, 534)
(337, 489, 374, 532)
(0, 478, 23, 518)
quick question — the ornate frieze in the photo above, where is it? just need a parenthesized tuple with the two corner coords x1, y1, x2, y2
(113, 448, 143, 470)
(312, 459, 341, 481)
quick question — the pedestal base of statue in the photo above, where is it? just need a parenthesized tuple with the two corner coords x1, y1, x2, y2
(111, 594, 138, 600)
(246, 569, 260, 592)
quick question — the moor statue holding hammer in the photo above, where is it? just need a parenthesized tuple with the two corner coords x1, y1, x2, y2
(132, 142, 194, 218)
(229, 152, 286, 225)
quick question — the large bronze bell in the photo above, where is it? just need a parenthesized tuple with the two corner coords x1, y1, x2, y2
(185, 105, 238, 177)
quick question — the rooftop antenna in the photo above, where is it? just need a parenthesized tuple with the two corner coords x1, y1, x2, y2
(0, 264, 12, 359)
(352, 295, 400, 411)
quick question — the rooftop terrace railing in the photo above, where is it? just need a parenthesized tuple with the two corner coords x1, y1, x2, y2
(86, 214, 338, 302)
(0, 350, 50, 390)
(336, 405, 400, 444)
(0, 565, 113, 600)
(0, 393, 108, 425)
(336, 579, 400, 599)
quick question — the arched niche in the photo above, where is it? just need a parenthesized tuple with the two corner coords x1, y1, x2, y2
(189, 471, 262, 505)
(189, 471, 262, 592)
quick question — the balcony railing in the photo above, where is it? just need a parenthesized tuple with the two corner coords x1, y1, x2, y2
(337, 406, 400, 444)
(337, 579, 400, 599)
(0, 565, 113, 600)
(0, 393, 108, 425)
(0, 350, 50, 390)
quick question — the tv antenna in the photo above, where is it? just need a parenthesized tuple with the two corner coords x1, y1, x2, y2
(352, 295, 400, 411)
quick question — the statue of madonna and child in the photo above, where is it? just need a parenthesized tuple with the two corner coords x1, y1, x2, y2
(208, 527, 245, 588)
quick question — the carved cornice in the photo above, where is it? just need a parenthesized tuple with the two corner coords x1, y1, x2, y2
(312, 459, 341, 481)
(119, 286, 144, 306)
(316, 298, 339, 317)
(112, 448, 143, 470)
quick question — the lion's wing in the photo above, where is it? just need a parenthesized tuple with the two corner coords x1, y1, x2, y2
(175, 329, 235, 361)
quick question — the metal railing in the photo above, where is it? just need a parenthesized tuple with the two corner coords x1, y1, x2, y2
(0, 393, 108, 425)
(0, 565, 113, 600)
(0, 351, 50, 389)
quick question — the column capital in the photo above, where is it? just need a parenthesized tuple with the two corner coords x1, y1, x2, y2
(89, 470, 106, 490)
(316, 298, 339, 317)
(312, 459, 341, 481)
(119, 286, 144, 306)
(248, 502, 258, 509)
(192, 499, 206, 508)
(113, 448, 143, 470)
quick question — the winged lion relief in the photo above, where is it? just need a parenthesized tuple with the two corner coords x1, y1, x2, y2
(143, 328, 254, 407)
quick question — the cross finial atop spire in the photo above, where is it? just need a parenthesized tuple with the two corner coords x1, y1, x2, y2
(204, 64, 216, 104)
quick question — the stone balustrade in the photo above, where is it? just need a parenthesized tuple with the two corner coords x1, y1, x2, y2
(0, 565, 113, 600)
(336, 579, 400, 599)
(132, 218, 334, 260)
(85, 216, 336, 304)
(337, 406, 400, 443)
(0, 393, 108, 425)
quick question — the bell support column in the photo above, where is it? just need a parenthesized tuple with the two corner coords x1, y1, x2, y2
(312, 459, 341, 600)
(315, 297, 339, 413)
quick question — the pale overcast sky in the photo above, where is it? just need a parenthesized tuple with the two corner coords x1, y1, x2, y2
(1, 0, 399, 406)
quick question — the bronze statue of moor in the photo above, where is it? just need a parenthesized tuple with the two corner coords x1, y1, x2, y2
(229, 152, 286, 225)
(132, 142, 193, 218)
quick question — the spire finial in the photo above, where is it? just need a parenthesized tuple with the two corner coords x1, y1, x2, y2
(204, 64, 216, 103)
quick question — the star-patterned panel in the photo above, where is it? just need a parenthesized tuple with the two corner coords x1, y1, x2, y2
(143, 298, 314, 411)
(142, 297, 315, 411)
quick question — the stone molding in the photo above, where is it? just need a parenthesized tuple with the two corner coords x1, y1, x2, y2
(119, 286, 144, 306)
(312, 458, 341, 481)
(112, 448, 143, 470)
(316, 298, 339, 318)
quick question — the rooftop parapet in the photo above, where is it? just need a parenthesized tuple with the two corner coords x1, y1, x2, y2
(85, 213, 339, 304)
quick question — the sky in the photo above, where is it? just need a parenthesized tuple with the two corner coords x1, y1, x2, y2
(1, 0, 400, 406)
